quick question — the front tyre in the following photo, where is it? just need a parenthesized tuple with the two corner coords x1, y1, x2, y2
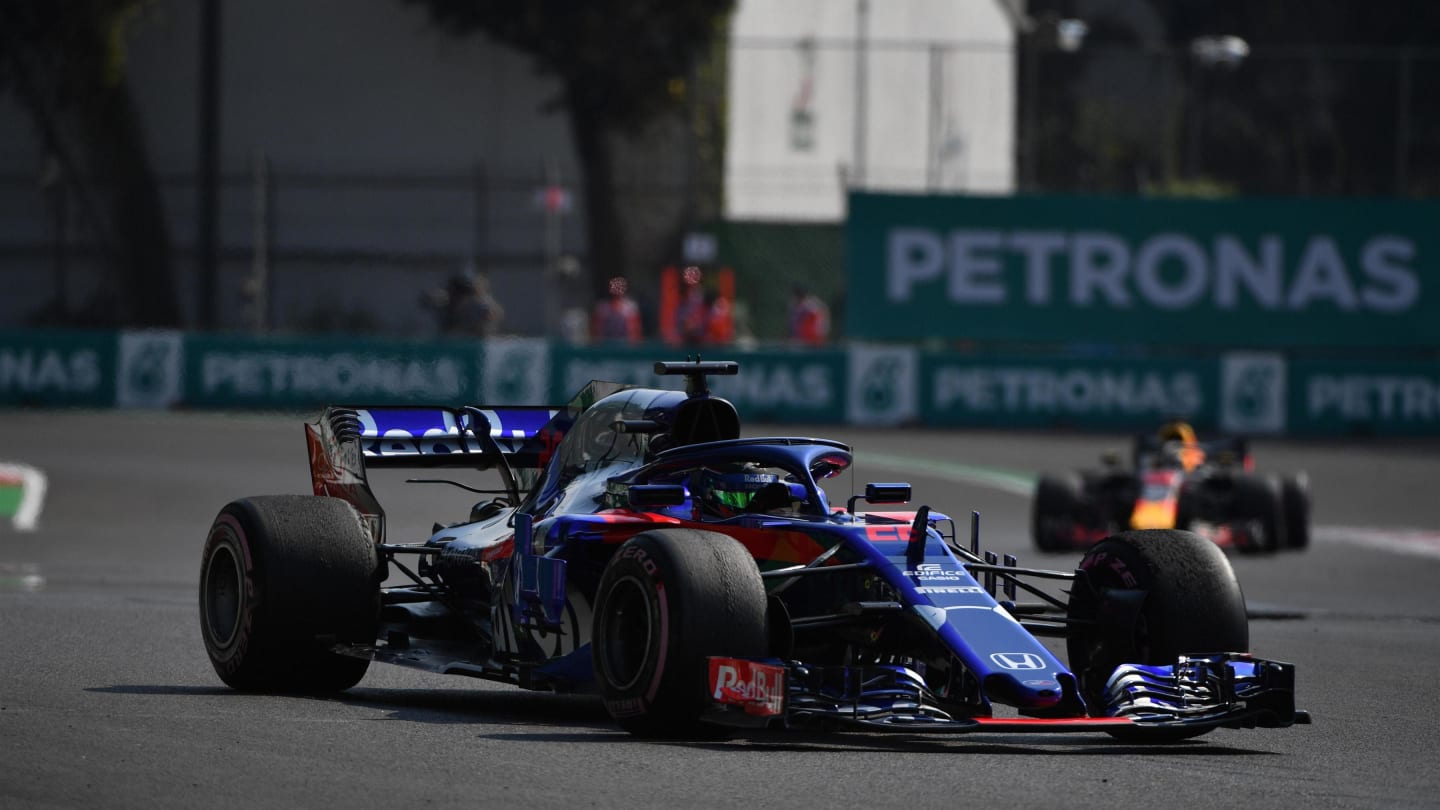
(592, 529, 768, 737)
(1066, 529, 1248, 740)
(200, 495, 379, 693)
(1233, 473, 1285, 554)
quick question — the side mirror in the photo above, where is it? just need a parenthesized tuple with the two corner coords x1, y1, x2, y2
(848, 482, 911, 513)
(865, 483, 911, 504)
(628, 484, 688, 509)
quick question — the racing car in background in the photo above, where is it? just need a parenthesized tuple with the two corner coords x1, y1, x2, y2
(1032, 421, 1311, 555)
(200, 362, 1307, 740)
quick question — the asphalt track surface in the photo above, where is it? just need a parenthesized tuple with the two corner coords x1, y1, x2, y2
(2, 410, 1439, 809)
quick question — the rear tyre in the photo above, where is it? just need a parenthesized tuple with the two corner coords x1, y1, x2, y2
(1066, 529, 1249, 741)
(1233, 473, 1285, 553)
(1032, 472, 1085, 553)
(592, 529, 768, 737)
(199, 495, 378, 693)
(1281, 473, 1311, 550)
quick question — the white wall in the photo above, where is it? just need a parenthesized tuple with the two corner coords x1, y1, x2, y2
(725, 0, 1017, 221)
(0, 0, 585, 331)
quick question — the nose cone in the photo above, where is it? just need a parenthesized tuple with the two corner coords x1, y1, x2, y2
(984, 671, 1064, 709)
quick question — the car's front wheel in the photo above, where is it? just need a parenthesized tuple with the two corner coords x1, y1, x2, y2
(1233, 473, 1285, 553)
(1281, 473, 1311, 550)
(592, 529, 768, 737)
(1066, 529, 1249, 741)
(199, 495, 379, 693)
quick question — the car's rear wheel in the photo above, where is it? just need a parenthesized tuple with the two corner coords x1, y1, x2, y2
(199, 495, 378, 693)
(1066, 529, 1249, 741)
(1233, 473, 1285, 553)
(1281, 473, 1311, 550)
(592, 529, 768, 737)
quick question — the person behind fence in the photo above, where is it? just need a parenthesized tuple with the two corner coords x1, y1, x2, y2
(674, 265, 710, 345)
(591, 276, 643, 343)
(424, 264, 504, 337)
(788, 284, 830, 345)
(704, 289, 734, 345)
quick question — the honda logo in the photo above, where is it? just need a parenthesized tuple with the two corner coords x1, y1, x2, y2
(991, 652, 1047, 671)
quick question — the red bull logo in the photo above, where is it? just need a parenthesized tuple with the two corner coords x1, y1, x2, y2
(708, 657, 785, 717)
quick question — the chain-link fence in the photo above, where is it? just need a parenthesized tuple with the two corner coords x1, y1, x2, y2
(4, 36, 1435, 337)
(0, 160, 593, 336)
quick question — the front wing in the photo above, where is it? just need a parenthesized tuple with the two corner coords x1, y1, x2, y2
(704, 652, 1309, 736)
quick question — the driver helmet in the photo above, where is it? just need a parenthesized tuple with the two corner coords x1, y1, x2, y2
(1157, 420, 1197, 445)
(1157, 420, 1203, 470)
(699, 468, 781, 517)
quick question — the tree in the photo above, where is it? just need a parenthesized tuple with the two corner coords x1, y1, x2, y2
(403, 0, 734, 302)
(0, 0, 179, 327)
(1027, 0, 1440, 196)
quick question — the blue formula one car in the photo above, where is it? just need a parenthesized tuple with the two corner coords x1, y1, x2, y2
(198, 361, 1309, 740)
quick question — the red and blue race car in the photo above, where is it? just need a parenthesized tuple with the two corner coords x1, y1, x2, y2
(200, 363, 1307, 739)
(1032, 421, 1311, 555)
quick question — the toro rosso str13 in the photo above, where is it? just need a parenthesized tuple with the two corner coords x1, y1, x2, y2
(1033, 421, 1311, 555)
(199, 362, 1309, 739)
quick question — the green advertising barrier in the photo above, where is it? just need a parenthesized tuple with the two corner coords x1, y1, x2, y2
(13, 328, 1440, 440)
(551, 344, 847, 424)
(847, 192, 1440, 348)
(919, 353, 1221, 430)
(1289, 358, 1440, 436)
(0, 330, 117, 407)
(183, 334, 485, 409)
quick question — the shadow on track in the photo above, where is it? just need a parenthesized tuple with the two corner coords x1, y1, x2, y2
(89, 683, 614, 731)
(89, 685, 1278, 756)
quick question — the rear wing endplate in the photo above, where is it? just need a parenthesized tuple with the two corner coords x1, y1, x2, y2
(305, 405, 561, 543)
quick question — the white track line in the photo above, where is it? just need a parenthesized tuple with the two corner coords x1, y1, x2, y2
(861, 451, 1440, 560)
(1313, 526, 1440, 560)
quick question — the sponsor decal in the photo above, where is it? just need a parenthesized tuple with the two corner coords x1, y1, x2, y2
(605, 697, 646, 718)
(905, 565, 966, 580)
(200, 351, 465, 400)
(616, 544, 658, 575)
(1080, 551, 1139, 588)
(917, 585, 985, 595)
(886, 228, 1419, 315)
(708, 658, 785, 717)
(1220, 352, 1286, 434)
(932, 366, 1202, 418)
(117, 331, 183, 408)
(1306, 373, 1440, 423)
(713, 362, 835, 410)
(560, 358, 838, 412)
(0, 347, 101, 396)
(847, 344, 917, 426)
(990, 652, 1047, 671)
(864, 524, 906, 542)
(483, 338, 549, 404)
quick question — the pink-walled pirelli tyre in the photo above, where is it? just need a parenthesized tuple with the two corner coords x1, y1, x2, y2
(199, 495, 379, 693)
(592, 529, 768, 737)
(1066, 529, 1248, 741)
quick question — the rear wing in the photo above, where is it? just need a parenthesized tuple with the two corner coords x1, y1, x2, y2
(1132, 433, 1252, 470)
(305, 405, 562, 543)
(340, 406, 562, 468)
